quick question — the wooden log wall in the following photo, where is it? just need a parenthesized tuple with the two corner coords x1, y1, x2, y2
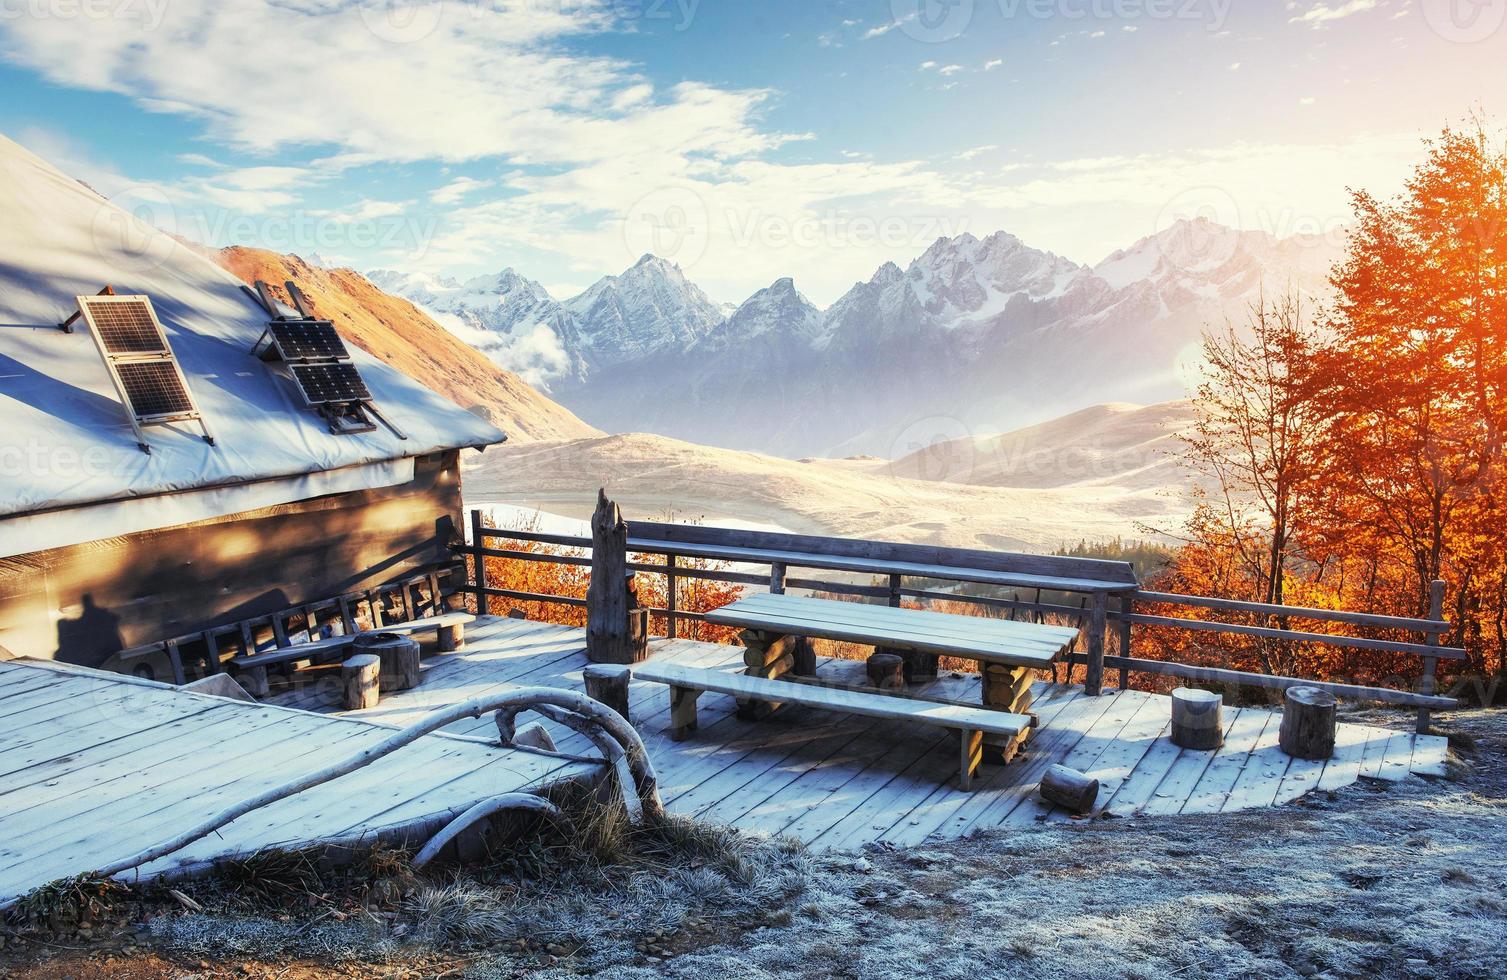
(0, 451, 465, 669)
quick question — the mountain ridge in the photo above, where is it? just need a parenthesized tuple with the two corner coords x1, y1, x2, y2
(374, 218, 1340, 457)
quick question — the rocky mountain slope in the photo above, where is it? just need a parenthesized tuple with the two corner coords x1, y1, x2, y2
(216, 248, 602, 443)
(377, 219, 1340, 458)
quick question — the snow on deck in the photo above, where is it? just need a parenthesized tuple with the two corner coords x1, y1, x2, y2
(0, 658, 594, 906)
(270, 616, 1449, 849)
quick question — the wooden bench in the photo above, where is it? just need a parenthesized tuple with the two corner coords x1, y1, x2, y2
(627, 520, 1135, 693)
(225, 613, 476, 697)
(633, 660, 1032, 789)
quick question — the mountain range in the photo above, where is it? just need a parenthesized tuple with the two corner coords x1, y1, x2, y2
(375, 219, 1339, 458)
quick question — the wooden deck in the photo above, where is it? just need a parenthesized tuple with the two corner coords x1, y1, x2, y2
(270, 616, 1449, 849)
(0, 658, 596, 906)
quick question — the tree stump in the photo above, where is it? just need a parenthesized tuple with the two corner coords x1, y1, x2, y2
(1039, 764, 1099, 814)
(897, 649, 939, 684)
(1279, 686, 1337, 759)
(865, 652, 905, 690)
(342, 653, 381, 710)
(1170, 687, 1224, 750)
(437, 621, 465, 652)
(584, 663, 632, 721)
(354, 632, 420, 692)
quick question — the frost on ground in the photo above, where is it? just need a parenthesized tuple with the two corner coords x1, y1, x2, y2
(143, 710, 1504, 979)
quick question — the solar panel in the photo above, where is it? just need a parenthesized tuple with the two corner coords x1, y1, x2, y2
(80, 296, 171, 355)
(115, 362, 194, 418)
(268, 320, 350, 361)
(292, 363, 371, 404)
(74, 293, 214, 451)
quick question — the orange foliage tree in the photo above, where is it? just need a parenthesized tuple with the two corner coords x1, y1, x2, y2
(1166, 123, 1507, 699)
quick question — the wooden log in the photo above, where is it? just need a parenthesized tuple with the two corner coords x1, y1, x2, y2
(1279, 686, 1337, 760)
(437, 621, 464, 652)
(982, 664, 1033, 709)
(747, 652, 795, 680)
(899, 649, 939, 684)
(584, 663, 632, 721)
(1039, 764, 1098, 814)
(865, 652, 905, 690)
(342, 653, 381, 710)
(354, 632, 421, 692)
(512, 722, 557, 753)
(1169, 687, 1223, 750)
(670, 685, 700, 740)
(790, 635, 816, 676)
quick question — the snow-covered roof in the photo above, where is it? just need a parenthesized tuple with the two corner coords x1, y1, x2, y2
(0, 134, 505, 524)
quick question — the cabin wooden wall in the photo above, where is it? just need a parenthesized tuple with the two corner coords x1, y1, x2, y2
(0, 451, 465, 669)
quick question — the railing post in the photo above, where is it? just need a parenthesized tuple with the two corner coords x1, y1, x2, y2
(769, 562, 787, 595)
(1117, 593, 1134, 692)
(665, 553, 678, 640)
(469, 508, 489, 616)
(1418, 579, 1445, 734)
(887, 573, 902, 608)
(1084, 591, 1109, 696)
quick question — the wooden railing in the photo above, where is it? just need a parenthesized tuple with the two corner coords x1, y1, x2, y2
(455, 510, 1463, 732)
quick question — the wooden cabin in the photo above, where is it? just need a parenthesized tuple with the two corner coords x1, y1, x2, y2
(0, 135, 504, 673)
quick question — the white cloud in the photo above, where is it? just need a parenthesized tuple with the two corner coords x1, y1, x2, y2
(1290, 0, 1381, 26)
(957, 145, 999, 161)
(431, 176, 495, 206)
(983, 58, 1003, 70)
(938, 64, 965, 76)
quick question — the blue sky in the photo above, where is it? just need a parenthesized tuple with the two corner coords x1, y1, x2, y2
(1, 0, 1503, 305)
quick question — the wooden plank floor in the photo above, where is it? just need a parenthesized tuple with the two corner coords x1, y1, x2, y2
(0, 658, 596, 906)
(267, 617, 1450, 850)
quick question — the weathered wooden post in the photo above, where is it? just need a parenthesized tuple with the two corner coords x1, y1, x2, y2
(1279, 686, 1337, 759)
(1116, 593, 1134, 691)
(1417, 579, 1445, 734)
(1084, 591, 1109, 696)
(665, 553, 679, 639)
(470, 508, 489, 616)
(586, 489, 648, 664)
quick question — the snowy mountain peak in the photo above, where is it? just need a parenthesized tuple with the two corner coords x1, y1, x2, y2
(700, 276, 821, 352)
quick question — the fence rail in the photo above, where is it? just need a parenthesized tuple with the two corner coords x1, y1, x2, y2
(455, 511, 1461, 731)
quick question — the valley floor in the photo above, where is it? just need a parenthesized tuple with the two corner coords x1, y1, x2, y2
(3, 708, 1500, 980)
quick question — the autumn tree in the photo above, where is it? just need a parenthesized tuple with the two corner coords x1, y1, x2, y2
(1317, 122, 1507, 653)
